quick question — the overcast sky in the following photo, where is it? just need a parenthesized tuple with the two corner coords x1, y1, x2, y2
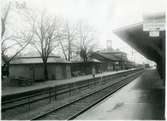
(4, 0, 166, 64)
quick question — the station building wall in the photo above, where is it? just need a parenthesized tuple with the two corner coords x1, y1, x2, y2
(9, 63, 71, 81)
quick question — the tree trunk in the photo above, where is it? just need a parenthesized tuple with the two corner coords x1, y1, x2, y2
(43, 62, 48, 80)
(68, 38, 71, 61)
(6, 62, 9, 77)
(1, 19, 5, 38)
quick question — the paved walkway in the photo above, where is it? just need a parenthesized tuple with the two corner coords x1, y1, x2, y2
(2, 69, 136, 97)
(75, 69, 165, 120)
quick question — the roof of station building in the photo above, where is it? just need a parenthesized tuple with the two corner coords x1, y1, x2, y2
(10, 56, 70, 65)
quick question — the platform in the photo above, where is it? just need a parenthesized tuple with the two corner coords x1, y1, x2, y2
(2, 69, 136, 97)
(75, 69, 165, 120)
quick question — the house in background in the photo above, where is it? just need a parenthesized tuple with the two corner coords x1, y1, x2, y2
(100, 50, 128, 70)
(88, 40, 133, 72)
(90, 49, 132, 72)
(90, 52, 117, 72)
(9, 56, 71, 81)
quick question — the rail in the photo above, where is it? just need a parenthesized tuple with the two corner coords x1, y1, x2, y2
(32, 70, 143, 120)
(2, 68, 144, 113)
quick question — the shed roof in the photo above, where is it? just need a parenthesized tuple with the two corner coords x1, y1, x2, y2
(10, 56, 70, 65)
(91, 52, 121, 62)
(91, 50, 129, 62)
(98, 53, 120, 61)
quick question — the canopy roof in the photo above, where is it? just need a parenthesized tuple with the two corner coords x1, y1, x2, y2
(114, 23, 165, 63)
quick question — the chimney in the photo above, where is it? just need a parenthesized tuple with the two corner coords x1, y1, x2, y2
(106, 40, 112, 51)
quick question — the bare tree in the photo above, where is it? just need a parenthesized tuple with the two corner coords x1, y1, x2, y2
(1, 1, 33, 61)
(1, 1, 34, 77)
(1, 1, 11, 38)
(2, 32, 34, 63)
(1, 1, 12, 63)
(76, 22, 97, 62)
(58, 22, 77, 61)
(31, 14, 60, 80)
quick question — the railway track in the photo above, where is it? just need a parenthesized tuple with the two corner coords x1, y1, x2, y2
(2, 68, 144, 119)
(2, 69, 142, 112)
(32, 70, 143, 120)
(2, 74, 122, 112)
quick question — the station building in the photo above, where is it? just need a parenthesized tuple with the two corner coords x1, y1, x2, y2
(90, 49, 133, 72)
(9, 56, 71, 81)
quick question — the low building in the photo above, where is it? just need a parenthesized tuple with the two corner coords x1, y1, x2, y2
(125, 61, 136, 69)
(71, 59, 101, 77)
(9, 56, 71, 81)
